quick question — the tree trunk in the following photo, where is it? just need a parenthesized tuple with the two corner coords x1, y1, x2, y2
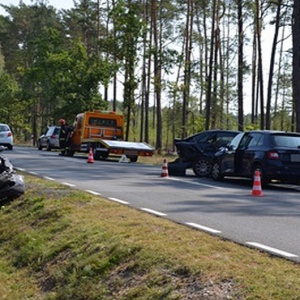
(266, 0, 282, 129)
(293, 0, 300, 132)
(151, 0, 162, 152)
(251, 25, 257, 124)
(182, 0, 193, 138)
(205, 0, 217, 130)
(256, 0, 265, 129)
(237, 0, 244, 131)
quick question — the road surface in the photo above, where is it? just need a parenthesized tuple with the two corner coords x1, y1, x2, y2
(4, 146, 300, 263)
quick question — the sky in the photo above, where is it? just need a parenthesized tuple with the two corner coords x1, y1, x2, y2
(0, 0, 75, 15)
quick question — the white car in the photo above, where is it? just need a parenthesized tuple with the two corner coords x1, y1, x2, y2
(38, 126, 60, 151)
(0, 123, 13, 150)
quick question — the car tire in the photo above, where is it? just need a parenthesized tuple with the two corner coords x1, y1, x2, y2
(128, 155, 138, 163)
(93, 149, 100, 160)
(38, 141, 43, 150)
(7, 145, 13, 150)
(211, 161, 223, 181)
(46, 141, 52, 151)
(252, 164, 269, 187)
(193, 157, 212, 177)
(65, 150, 75, 157)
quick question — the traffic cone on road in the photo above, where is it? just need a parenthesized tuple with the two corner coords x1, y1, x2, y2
(251, 170, 263, 196)
(161, 159, 169, 177)
(87, 147, 94, 163)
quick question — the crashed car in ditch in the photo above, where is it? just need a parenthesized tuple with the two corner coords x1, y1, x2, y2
(171, 130, 241, 176)
(0, 147, 25, 201)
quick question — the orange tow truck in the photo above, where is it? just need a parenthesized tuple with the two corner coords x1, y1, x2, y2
(67, 110, 154, 162)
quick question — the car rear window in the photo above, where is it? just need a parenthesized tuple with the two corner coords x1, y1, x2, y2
(0, 125, 9, 132)
(272, 134, 300, 148)
(54, 128, 60, 134)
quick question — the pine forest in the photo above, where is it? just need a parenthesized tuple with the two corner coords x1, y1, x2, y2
(0, 0, 300, 152)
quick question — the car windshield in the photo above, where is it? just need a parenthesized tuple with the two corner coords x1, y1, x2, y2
(272, 134, 300, 148)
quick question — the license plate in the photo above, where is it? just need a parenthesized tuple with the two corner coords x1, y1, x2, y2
(291, 154, 300, 162)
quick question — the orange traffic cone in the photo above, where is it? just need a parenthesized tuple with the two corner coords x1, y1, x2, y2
(161, 159, 169, 177)
(87, 147, 94, 163)
(252, 170, 263, 196)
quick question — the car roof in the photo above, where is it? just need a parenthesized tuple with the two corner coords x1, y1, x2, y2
(244, 130, 300, 135)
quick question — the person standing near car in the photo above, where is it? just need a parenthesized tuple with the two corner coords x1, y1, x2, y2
(59, 119, 74, 156)
(59, 119, 68, 156)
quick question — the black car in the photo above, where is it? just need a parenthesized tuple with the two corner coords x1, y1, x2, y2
(211, 130, 300, 185)
(174, 130, 240, 176)
(38, 126, 61, 151)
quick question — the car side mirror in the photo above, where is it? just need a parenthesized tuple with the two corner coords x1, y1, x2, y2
(227, 144, 235, 151)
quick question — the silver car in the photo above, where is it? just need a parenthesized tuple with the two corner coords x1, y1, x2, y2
(0, 123, 13, 150)
(38, 126, 60, 151)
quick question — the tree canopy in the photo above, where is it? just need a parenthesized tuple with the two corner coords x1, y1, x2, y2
(0, 0, 298, 151)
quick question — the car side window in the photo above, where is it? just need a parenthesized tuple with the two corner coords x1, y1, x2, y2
(248, 133, 263, 147)
(239, 134, 251, 148)
(195, 133, 209, 145)
(215, 133, 237, 148)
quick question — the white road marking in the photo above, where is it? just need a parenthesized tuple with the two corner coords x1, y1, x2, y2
(246, 242, 298, 258)
(43, 176, 55, 181)
(15, 167, 26, 172)
(108, 197, 129, 205)
(168, 177, 224, 190)
(86, 190, 101, 196)
(28, 171, 38, 175)
(185, 222, 222, 234)
(141, 208, 167, 216)
(61, 182, 76, 187)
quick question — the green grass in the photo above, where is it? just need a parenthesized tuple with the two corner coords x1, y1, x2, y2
(0, 173, 299, 299)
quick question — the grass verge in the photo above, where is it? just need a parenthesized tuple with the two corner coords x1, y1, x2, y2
(0, 173, 299, 299)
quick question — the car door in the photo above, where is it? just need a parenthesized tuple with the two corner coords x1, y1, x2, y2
(233, 133, 252, 174)
(220, 133, 245, 174)
(41, 128, 50, 147)
(234, 133, 263, 175)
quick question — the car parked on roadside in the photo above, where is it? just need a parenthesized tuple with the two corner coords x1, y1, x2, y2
(38, 126, 60, 151)
(174, 130, 241, 176)
(211, 130, 300, 185)
(0, 123, 13, 150)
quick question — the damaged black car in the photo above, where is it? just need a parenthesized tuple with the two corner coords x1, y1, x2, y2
(173, 130, 240, 176)
(0, 147, 25, 202)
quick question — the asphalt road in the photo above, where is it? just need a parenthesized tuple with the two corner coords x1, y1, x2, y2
(4, 146, 300, 263)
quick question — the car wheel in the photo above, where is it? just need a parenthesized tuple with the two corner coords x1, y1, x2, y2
(193, 157, 212, 177)
(128, 155, 138, 163)
(252, 164, 269, 187)
(7, 145, 13, 150)
(93, 149, 100, 160)
(65, 149, 75, 157)
(46, 141, 51, 151)
(38, 140, 43, 150)
(211, 161, 223, 181)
